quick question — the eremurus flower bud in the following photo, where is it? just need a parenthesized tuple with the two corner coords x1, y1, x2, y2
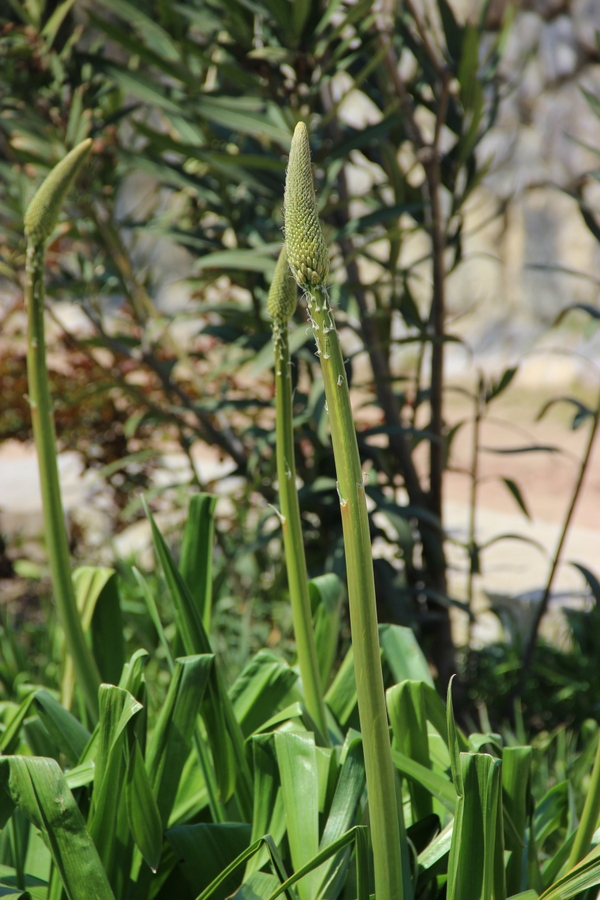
(284, 122, 329, 289)
(267, 246, 297, 323)
(24, 138, 92, 244)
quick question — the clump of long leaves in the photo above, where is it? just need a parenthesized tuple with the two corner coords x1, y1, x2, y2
(4, 495, 600, 900)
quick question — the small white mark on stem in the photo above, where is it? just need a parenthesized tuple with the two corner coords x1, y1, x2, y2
(268, 503, 285, 524)
(336, 481, 347, 508)
(337, 375, 343, 387)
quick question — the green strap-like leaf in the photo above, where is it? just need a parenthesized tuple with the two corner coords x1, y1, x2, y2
(388, 681, 433, 823)
(166, 823, 252, 900)
(274, 731, 320, 900)
(0, 756, 115, 900)
(33, 689, 91, 767)
(180, 494, 217, 636)
(126, 738, 163, 874)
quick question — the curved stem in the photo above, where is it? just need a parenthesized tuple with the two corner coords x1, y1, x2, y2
(273, 320, 329, 743)
(26, 243, 100, 721)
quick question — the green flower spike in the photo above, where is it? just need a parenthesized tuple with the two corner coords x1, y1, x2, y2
(284, 122, 329, 289)
(24, 138, 93, 244)
(267, 245, 297, 324)
(283, 123, 407, 900)
(268, 245, 329, 742)
(24, 138, 101, 722)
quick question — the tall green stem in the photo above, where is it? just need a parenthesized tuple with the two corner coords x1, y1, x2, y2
(284, 123, 406, 900)
(24, 140, 100, 720)
(272, 314, 329, 742)
(308, 284, 405, 900)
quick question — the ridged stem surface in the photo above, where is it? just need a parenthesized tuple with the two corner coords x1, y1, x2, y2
(26, 242, 101, 721)
(273, 318, 329, 742)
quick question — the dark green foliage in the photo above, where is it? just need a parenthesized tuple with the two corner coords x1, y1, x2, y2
(0, 0, 511, 684)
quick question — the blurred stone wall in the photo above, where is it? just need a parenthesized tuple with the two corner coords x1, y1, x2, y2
(447, 0, 600, 375)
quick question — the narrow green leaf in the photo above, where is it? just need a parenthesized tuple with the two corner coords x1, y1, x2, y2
(167, 823, 251, 900)
(387, 681, 433, 822)
(570, 562, 600, 605)
(501, 478, 531, 520)
(180, 494, 217, 635)
(229, 650, 299, 739)
(534, 782, 569, 848)
(88, 685, 143, 878)
(379, 624, 434, 688)
(0, 695, 36, 756)
(62, 566, 124, 708)
(274, 731, 319, 900)
(126, 738, 163, 874)
(193, 248, 278, 275)
(40, 0, 77, 47)
(65, 759, 95, 789)
(538, 840, 600, 899)
(89, 571, 125, 687)
(485, 366, 518, 403)
(265, 827, 364, 900)
(33, 690, 91, 767)
(438, 0, 463, 61)
(446, 753, 504, 900)
(146, 654, 213, 827)
(0, 757, 115, 900)
(503, 746, 533, 896)
(195, 835, 290, 900)
(447, 677, 463, 797)
(245, 735, 285, 878)
(145, 504, 236, 807)
(132, 569, 175, 671)
(325, 645, 357, 726)
(96, 0, 181, 60)
(316, 738, 366, 898)
(309, 574, 344, 690)
(231, 872, 281, 900)
(392, 750, 457, 811)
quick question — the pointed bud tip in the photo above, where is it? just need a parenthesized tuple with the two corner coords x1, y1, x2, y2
(24, 138, 93, 244)
(293, 121, 308, 140)
(284, 122, 329, 289)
